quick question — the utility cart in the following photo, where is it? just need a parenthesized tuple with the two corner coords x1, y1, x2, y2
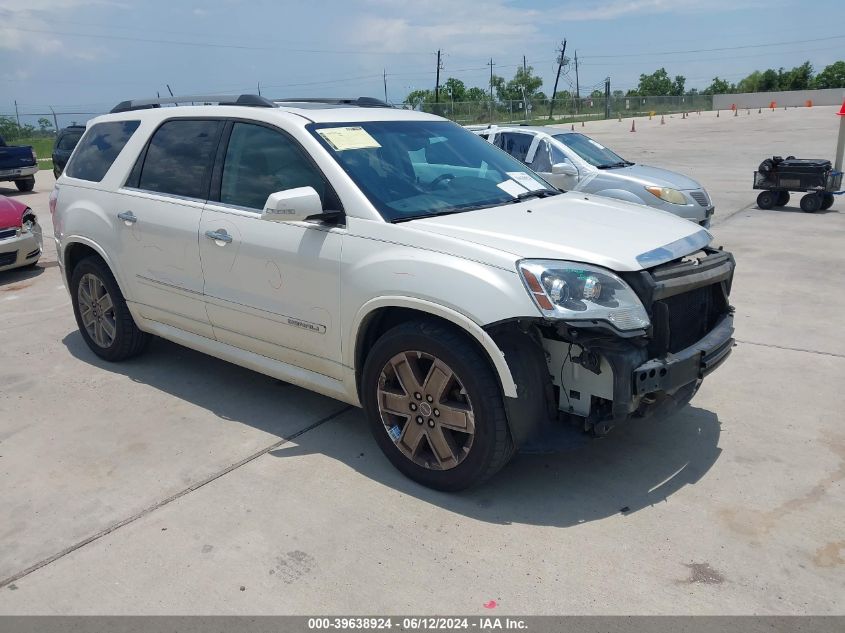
(753, 157, 842, 213)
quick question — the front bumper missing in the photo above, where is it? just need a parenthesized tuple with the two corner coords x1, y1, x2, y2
(633, 314, 734, 397)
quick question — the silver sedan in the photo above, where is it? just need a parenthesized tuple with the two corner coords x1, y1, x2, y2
(473, 125, 714, 227)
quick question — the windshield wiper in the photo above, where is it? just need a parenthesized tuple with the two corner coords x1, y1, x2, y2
(514, 189, 560, 201)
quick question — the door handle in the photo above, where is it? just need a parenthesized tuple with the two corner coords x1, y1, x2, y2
(117, 211, 137, 225)
(205, 229, 233, 244)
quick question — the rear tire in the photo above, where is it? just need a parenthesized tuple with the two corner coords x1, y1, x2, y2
(800, 193, 822, 213)
(756, 191, 776, 209)
(775, 191, 790, 207)
(70, 256, 149, 361)
(820, 193, 834, 210)
(14, 178, 35, 192)
(361, 319, 514, 491)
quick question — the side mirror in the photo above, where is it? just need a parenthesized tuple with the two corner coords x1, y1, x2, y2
(551, 162, 578, 176)
(261, 187, 323, 223)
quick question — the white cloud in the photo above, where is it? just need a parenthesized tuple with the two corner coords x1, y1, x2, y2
(350, 0, 543, 55)
(0, 0, 115, 54)
(552, 0, 776, 21)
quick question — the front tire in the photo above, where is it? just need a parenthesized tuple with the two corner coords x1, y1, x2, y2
(15, 178, 35, 192)
(756, 191, 776, 209)
(820, 193, 834, 210)
(70, 256, 149, 361)
(361, 319, 514, 491)
(800, 193, 822, 213)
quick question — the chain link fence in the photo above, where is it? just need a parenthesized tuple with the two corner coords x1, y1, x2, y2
(412, 94, 715, 126)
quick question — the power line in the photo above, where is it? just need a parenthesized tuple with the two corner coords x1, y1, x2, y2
(581, 34, 845, 59)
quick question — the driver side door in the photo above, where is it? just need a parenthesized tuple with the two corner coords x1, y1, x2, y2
(198, 120, 345, 379)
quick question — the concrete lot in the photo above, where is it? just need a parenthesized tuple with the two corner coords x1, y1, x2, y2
(0, 106, 843, 614)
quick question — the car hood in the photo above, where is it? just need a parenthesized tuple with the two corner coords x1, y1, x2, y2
(605, 163, 702, 190)
(0, 195, 27, 228)
(406, 193, 711, 271)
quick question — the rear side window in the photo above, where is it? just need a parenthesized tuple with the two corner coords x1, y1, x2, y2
(495, 132, 533, 163)
(137, 120, 222, 199)
(65, 121, 140, 182)
(56, 131, 83, 151)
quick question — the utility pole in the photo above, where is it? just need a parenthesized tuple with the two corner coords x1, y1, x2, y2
(49, 106, 58, 133)
(604, 77, 611, 120)
(523, 55, 527, 73)
(383, 69, 388, 103)
(14, 100, 20, 127)
(434, 49, 442, 104)
(487, 58, 495, 123)
(574, 50, 580, 114)
(548, 39, 567, 120)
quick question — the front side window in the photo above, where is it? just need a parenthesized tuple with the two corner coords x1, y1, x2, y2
(551, 133, 630, 168)
(65, 121, 140, 182)
(137, 119, 222, 199)
(309, 120, 556, 222)
(220, 122, 338, 211)
(494, 132, 534, 163)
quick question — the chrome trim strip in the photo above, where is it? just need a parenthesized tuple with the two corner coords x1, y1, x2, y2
(636, 230, 712, 268)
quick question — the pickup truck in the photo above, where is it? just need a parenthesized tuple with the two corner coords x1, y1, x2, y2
(0, 135, 38, 192)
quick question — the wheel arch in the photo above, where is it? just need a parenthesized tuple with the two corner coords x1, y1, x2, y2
(350, 297, 518, 400)
(62, 237, 130, 299)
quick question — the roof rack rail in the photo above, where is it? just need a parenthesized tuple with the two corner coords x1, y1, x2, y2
(274, 97, 393, 108)
(110, 94, 275, 113)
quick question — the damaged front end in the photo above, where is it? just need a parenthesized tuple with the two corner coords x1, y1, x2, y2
(491, 247, 735, 451)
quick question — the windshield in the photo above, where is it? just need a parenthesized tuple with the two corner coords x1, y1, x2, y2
(551, 133, 631, 169)
(309, 120, 557, 222)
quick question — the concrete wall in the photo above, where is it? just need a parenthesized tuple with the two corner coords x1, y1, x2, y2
(714, 88, 845, 110)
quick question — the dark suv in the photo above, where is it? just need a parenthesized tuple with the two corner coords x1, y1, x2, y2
(52, 125, 86, 178)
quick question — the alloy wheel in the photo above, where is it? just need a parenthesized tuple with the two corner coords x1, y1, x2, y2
(377, 351, 475, 470)
(78, 273, 117, 348)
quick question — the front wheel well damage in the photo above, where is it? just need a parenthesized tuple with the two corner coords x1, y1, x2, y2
(354, 306, 505, 404)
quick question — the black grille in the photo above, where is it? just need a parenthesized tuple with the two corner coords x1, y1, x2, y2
(0, 251, 18, 267)
(656, 285, 721, 353)
(689, 190, 709, 207)
(0, 228, 17, 240)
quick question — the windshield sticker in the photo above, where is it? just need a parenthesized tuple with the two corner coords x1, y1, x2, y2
(587, 139, 606, 149)
(317, 127, 381, 151)
(507, 171, 544, 191)
(497, 179, 529, 198)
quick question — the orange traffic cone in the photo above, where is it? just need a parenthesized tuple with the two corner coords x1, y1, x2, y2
(630, 119, 636, 132)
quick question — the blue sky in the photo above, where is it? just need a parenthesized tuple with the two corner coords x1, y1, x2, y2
(1, 0, 842, 124)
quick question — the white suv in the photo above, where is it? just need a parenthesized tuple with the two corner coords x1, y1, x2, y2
(52, 95, 735, 490)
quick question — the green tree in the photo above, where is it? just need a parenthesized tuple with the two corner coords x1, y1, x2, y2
(780, 61, 813, 90)
(759, 69, 780, 91)
(590, 89, 604, 98)
(637, 68, 673, 96)
(38, 117, 54, 133)
(703, 76, 733, 94)
(670, 74, 686, 96)
(405, 88, 434, 106)
(443, 77, 466, 102)
(736, 70, 762, 93)
(465, 87, 488, 102)
(813, 60, 845, 88)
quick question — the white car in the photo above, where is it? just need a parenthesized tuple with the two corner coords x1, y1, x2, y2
(473, 125, 715, 227)
(52, 95, 735, 490)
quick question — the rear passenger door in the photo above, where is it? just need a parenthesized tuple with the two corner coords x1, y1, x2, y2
(494, 131, 534, 164)
(118, 118, 224, 338)
(199, 121, 344, 379)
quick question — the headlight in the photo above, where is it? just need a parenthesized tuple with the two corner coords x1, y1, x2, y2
(519, 260, 650, 331)
(645, 186, 687, 205)
(21, 214, 36, 234)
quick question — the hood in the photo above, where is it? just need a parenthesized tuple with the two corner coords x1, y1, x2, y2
(0, 195, 27, 228)
(406, 193, 711, 272)
(607, 163, 702, 190)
